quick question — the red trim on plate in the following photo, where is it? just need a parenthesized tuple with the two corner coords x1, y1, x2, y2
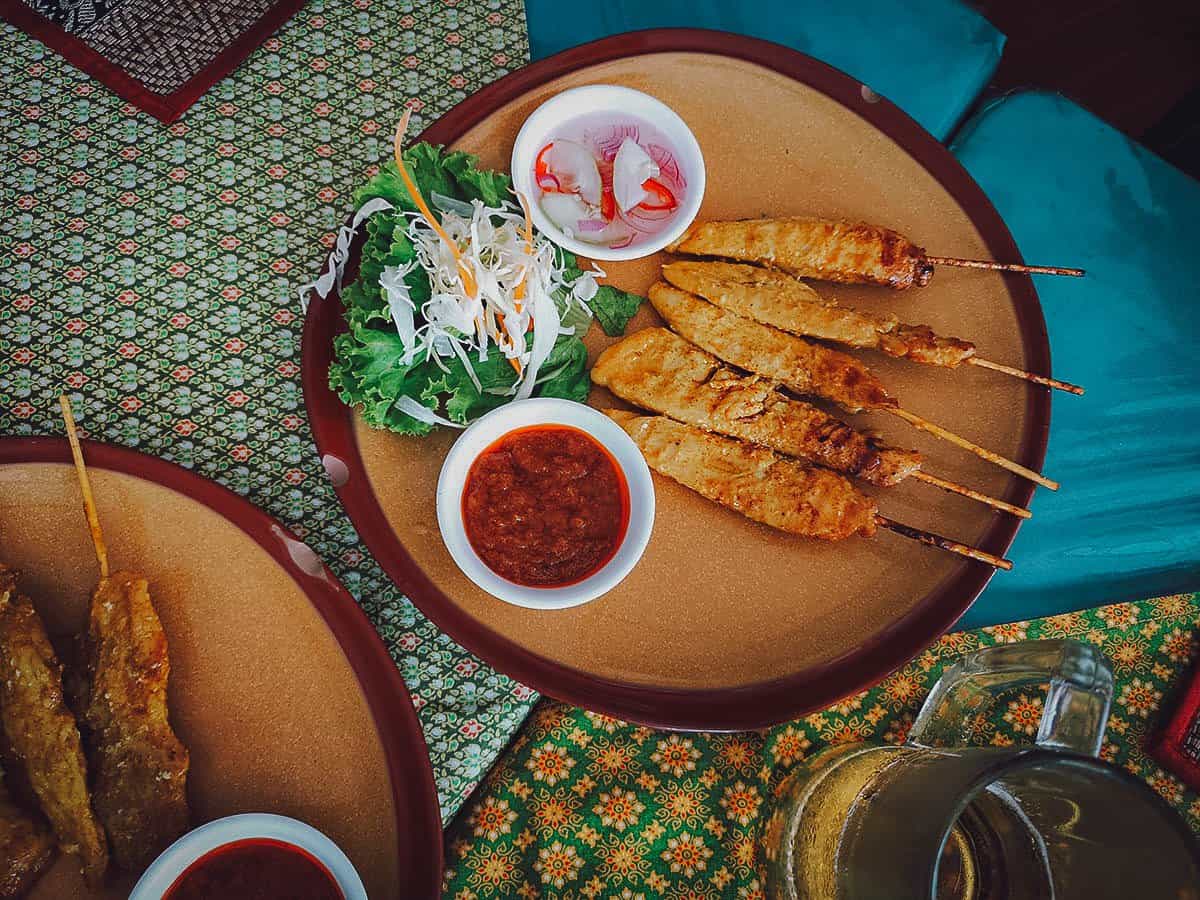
(0, 0, 306, 122)
(302, 28, 1052, 731)
(0, 438, 443, 899)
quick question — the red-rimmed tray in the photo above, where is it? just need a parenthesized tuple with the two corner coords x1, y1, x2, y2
(0, 438, 442, 899)
(302, 29, 1050, 730)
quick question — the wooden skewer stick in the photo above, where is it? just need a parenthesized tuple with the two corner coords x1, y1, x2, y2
(875, 516, 1013, 570)
(889, 407, 1059, 491)
(59, 395, 109, 580)
(925, 255, 1084, 278)
(967, 357, 1085, 395)
(912, 470, 1031, 519)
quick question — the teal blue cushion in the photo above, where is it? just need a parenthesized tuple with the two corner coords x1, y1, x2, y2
(523, 1, 1005, 140)
(952, 91, 1200, 628)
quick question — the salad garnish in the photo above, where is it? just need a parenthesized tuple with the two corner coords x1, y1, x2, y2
(319, 121, 644, 436)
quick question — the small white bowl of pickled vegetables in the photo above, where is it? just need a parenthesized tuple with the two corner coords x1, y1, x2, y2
(511, 84, 705, 261)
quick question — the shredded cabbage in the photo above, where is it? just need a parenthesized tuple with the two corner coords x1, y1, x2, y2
(399, 195, 592, 403)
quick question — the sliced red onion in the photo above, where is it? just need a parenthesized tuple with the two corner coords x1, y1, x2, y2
(617, 201, 675, 237)
(645, 143, 685, 189)
(621, 202, 674, 223)
(576, 218, 610, 233)
(593, 123, 641, 162)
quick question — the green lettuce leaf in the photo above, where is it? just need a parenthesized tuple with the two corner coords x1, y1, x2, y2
(329, 328, 435, 435)
(556, 249, 645, 336)
(443, 150, 512, 206)
(430, 349, 520, 425)
(536, 335, 590, 402)
(355, 143, 513, 211)
(589, 284, 645, 337)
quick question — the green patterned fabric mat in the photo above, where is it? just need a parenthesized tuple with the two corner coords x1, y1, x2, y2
(0, 0, 536, 821)
(443, 593, 1200, 898)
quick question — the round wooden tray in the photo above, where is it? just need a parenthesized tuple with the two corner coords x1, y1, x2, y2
(302, 30, 1050, 730)
(0, 438, 442, 899)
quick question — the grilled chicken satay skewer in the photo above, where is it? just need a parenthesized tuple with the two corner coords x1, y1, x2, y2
(608, 411, 1012, 570)
(667, 217, 1083, 291)
(592, 328, 1036, 515)
(0, 566, 109, 886)
(663, 260, 1084, 396)
(650, 282, 1052, 497)
(60, 396, 190, 872)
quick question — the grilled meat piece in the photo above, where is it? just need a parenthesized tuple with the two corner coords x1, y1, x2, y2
(591, 328, 922, 487)
(667, 216, 934, 289)
(84, 571, 189, 873)
(661, 260, 975, 367)
(607, 411, 877, 540)
(0, 567, 108, 887)
(649, 281, 895, 413)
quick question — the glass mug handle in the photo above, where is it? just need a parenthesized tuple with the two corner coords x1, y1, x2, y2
(907, 638, 1114, 756)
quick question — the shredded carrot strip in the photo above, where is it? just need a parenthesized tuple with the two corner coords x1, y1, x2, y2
(393, 108, 478, 297)
(492, 312, 522, 375)
(512, 190, 534, 310)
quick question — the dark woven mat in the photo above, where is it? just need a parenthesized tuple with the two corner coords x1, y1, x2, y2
(4, 0, 307, 119)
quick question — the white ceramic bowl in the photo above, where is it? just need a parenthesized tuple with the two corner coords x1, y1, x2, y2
(511, 84, 706, 261)
(129, 813, 366, 900)
(437, 398, 654, 609)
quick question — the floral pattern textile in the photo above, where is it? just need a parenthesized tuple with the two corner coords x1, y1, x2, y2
(443, 593, 1200, 898)
(0, 0, 533, 821)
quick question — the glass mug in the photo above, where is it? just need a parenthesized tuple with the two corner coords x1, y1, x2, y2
(761, 639, 1200, 899)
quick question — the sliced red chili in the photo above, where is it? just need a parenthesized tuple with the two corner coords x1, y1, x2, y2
(535, 143, 562, 191)
(638, 178, 677, 210)
(600, 184, 616, 220)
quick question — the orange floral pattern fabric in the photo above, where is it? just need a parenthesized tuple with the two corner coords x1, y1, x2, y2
(444, 593, 1200, 898)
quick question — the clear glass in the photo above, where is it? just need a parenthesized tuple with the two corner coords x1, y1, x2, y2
(908, 639, 1113, 755)
(762, 639, 1200, 900)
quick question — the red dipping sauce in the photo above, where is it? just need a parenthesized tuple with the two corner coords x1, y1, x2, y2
(462, 425, 630, 587)
(164, 838, 343, 900)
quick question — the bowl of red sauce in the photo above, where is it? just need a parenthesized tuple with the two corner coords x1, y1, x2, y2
(129, 813, 366, 900)
(437, 398, 655, 609)
(511, 84, 706, 261)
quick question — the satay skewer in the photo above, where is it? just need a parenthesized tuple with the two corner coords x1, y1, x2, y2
(964, 357, 1083, 395)
(60, 396, 109, 578)
(925, 256, 1084, 278)
(648, 282, 1055, 495)
(662, 261, 1085, 397)
(668, 217, 1083, 290)
(890, 409, 1056, 491)
(609, 411, 1013, 570)
(59, 395, 191, 871)
(909, 470, 1031, 518)
(0, 567, 111, 886)
(593, 328, 1038, 518)
(874, 516, 1012, 569)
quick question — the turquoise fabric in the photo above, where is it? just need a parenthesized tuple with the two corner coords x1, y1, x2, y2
(523, 0, 1005, 140)
(952, 91, 1200, 628)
